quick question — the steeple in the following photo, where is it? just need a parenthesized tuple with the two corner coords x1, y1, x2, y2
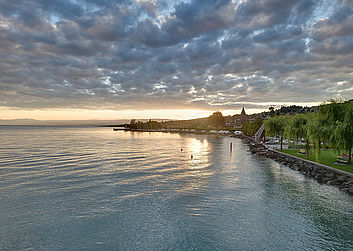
(240, 107, 246, 115)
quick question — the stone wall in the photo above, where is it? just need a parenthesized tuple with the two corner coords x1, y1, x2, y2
(238, 135, 353, 195)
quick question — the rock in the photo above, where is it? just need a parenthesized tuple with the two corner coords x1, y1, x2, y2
(321, 177, 331, 183)
(316, 169, 325, 174)
(302, 165, 309, 171)
(292, 165, 299, 171)
(327, 180, 341, 186)
(325, 172, 335, 179)
(243, 138, 353, 196)
(344, 180, 353, 186)
(348, 186, 353, 194)
(339, 184, 347, 190)
(337, 175, 350, 182)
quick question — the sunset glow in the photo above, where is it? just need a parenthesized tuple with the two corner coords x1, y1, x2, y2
(1, 101, 322, 122)
(0, 0, 352, 123)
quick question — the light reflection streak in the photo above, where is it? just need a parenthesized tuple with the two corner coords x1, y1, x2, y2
(171, 137, 214, 196)
(186, 138, 211, 170)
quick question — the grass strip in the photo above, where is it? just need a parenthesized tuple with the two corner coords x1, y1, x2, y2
(281, 149, 353, 174)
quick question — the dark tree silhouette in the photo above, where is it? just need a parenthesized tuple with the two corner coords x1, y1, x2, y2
(208, 111, 225, 129)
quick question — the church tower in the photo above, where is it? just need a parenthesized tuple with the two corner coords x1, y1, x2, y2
(240, 107, 246, 116)
(234, 107, 249, 128)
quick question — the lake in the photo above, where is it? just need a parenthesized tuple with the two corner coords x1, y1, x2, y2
(0, 126, 352, 250)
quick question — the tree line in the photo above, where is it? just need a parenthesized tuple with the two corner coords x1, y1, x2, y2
(264, 101, 353, 164)
(128, 111, 227, 131)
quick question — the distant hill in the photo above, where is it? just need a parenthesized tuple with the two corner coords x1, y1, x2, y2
(0, 119, 131, 126)
(0, 118, 172, 126)
(1, 102, 327, 127)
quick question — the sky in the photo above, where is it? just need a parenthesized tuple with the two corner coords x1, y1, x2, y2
(0, 0, 352, 120)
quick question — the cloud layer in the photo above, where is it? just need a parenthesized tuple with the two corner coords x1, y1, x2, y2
(1, 0, 352, 111)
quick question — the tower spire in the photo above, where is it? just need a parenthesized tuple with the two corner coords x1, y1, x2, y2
(241, 107, 246, 115)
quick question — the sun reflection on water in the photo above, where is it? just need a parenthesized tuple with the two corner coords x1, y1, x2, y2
(184, 138, 211, 169)
(171, 137, 214, 195)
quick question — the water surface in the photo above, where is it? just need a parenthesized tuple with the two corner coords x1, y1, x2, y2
(1, 126, 353, 250)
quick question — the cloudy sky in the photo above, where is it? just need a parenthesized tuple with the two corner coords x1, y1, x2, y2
(0, 0, 352, 120)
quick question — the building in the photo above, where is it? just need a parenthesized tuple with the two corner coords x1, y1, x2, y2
(224, 107, 258, 129)
(234, 107, 250, 128)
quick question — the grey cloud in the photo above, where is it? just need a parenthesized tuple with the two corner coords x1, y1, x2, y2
(252, 25, 303, 43)
(235, 0, 315, 31)
(0, 0, 352, 112)
(311, 36, 353, 55)
(313, 6, 353, 40)
(134, 0, 234, 47)
(310, 2, 353, 56)
(0, 1, 83, 24)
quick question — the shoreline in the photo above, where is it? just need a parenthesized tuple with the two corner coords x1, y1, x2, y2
(114, 127, 353, 195)
(113, 127, 237, 135)
(240, 135, 353, 196)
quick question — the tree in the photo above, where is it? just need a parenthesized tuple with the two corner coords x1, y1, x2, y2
(269, 106, 275, 116)
(306, 113, 328, 162)
(265, 115, 289, 150)
(130, 119, 137, 129)
(331, 109, 353, 164)
(208, 111, 225, 129)
(284, 114, 310, 158)
(319, 100, 346, 124)
(242, 120, 263, 136)
(318, 100, 353, 164)
(129, 119, 144, 129)
(144, 119, 161, 129)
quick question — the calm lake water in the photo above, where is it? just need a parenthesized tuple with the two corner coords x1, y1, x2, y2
(1, 126, 353, 250)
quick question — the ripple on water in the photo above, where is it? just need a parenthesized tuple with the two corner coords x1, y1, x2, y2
(0, 127, 353, 250)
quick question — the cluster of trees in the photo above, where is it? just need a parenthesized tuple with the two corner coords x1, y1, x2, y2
(160, 117, 209, 129)
(274, 105, 317, 115)
(129, 111, 227, 130)
(265, 101, 353, 164)
(242, 119, 263, 136)
(129, 119, 162, 130)
(208, 111, 225, 129)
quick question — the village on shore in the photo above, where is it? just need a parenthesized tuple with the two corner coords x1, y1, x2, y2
(113, 100, 353, 195)
(116, 105, 317, 134)
(114, 100, 353, 170)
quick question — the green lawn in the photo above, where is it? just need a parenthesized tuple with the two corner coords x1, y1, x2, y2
(281, 149, 353, 173)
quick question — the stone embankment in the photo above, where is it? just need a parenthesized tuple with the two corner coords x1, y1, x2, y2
(237, 135, 353, 195)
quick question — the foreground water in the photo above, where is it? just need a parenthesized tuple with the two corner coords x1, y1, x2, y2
(1, 126, 353, 250)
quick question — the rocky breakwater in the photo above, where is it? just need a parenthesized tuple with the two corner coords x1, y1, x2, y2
(248, 141, 353, 196)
